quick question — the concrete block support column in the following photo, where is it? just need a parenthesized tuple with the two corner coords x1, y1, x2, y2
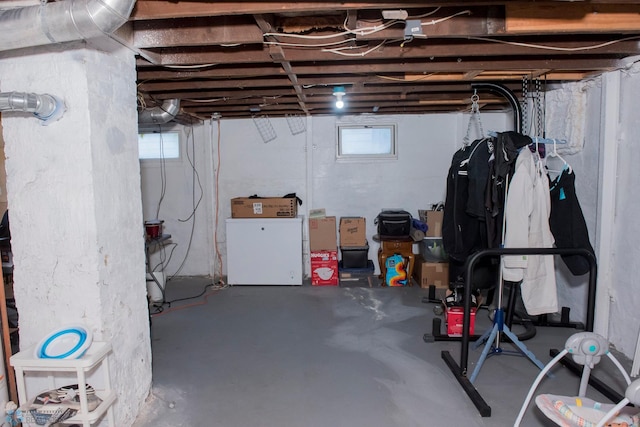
(0, 44, 151, 426)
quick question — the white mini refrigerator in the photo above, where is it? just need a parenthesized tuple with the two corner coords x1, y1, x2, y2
(226, 217, 303, 285)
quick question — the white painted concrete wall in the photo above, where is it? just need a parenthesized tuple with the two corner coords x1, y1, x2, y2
(308, 113, 509, 270)
(140, 124, 214, 277)
(548, 63, 640, 359)
(542, 81, 601, 331)
(142, 112, 511, 278)
(0, 44, 151, 426)
(606, 62, 640, 357)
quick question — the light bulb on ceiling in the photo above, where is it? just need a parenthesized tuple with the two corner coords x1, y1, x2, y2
(333, 86, 346, 109)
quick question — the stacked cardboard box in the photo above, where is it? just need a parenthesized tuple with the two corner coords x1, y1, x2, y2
(339, 217, 369, 269)
(309, 216, 338, 286)
(231, 197, 297, 218)
(418, 209, 443, 237)
(413, 209, 449, 289)
(413, 258, 449, 289)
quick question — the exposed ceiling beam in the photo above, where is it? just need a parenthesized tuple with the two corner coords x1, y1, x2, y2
(133, 16, 264, 47)
(131, 2, 472, 21)
(133, 39, 639, 64)
(505, 4, 640, 33)
(254, 14, 309, 114)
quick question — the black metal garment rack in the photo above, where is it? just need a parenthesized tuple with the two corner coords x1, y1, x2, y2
(433, 83, 601, 416)
(441, 247, 597, 417)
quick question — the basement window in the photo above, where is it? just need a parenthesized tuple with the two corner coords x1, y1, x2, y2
(337, 125, 397, 160)
(138, 130, 180, 160)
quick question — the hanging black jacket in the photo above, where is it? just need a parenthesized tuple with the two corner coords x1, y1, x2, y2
(442, 137, 501, 290)
(485, 131, 532, 248)
(549, 168, 595, 275)
(442, 138, 492, 263)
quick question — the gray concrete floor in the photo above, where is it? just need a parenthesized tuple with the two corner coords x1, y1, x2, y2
(132, 277, 632, 427)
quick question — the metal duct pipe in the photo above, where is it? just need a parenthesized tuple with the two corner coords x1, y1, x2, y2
(0, 0, 136, 52)
(0, 92, 65, 124)
(138, 99, 180, 124)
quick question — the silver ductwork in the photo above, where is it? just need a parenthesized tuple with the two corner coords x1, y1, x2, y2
(138, 99, 181, 124)
(0, 0, 179, 125)
(0, 0, 136, 52)
(0, 92, 65, 124)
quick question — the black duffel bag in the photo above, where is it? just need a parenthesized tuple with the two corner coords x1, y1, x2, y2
(375, 210, 412, 239)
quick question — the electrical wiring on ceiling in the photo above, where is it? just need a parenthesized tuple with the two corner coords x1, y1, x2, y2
(181, 95, 282, 104)
(262, 38, 357, 49)
(258, 6, 640, 60)
(420, 9, 471, 27)
(465, 35, 640, 52)
(262, 19, 397, 39)
(322, 40, 388, 57)
(262, 8, 463, 44)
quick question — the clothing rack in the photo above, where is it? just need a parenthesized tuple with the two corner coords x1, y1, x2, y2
(488, 131, 567, 146)
(441, 247, 597, 417)
(531, 136, 567, 145)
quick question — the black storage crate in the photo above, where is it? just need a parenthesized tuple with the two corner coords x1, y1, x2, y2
(340, 244, 369, 269)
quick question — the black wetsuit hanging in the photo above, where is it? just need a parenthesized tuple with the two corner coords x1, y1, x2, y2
(549, 168, 595, 275)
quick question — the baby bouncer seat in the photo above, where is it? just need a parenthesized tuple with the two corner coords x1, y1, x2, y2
(515, 332, 640, 427)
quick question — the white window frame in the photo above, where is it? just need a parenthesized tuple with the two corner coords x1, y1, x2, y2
(336, 124, 397, 161)
(138, 127, 182, 161)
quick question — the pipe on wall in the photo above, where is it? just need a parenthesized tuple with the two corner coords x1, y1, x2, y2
(0, 92, 65, 124)
(0, 0, 182, 125)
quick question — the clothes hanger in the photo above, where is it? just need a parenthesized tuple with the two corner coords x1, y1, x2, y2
(524, 77, 571, 175)
(546, 138, 572, 176)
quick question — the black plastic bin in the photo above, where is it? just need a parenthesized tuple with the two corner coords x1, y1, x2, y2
(340, 244, 369, 269)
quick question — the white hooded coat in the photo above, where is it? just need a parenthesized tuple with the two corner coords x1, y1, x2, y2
(502, 148, 557, 315)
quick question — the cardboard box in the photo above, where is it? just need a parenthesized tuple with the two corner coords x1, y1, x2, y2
(309, 216, 337, 251)
(231, 197, 297, 218)
(444, 305, 477, 336)
(339, 217, 367, 247)
(413, 256, 449, 289)
(310, 250, 339, 286)
(418, 209, 444, 237)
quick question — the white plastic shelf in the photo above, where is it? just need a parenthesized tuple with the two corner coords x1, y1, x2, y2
(10, 341, 115, 427)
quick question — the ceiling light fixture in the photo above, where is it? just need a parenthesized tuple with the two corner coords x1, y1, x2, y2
(333, 86, 346, 109)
